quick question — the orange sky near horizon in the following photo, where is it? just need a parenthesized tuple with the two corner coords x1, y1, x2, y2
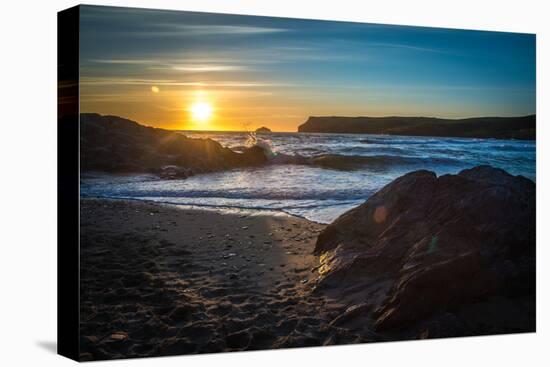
(79, 83, 491, 132)
(80, 79, 435, 132)
(80, 84, 317, 132)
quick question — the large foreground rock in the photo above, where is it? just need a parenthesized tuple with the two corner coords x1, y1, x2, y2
(314, 165, 535, 338)
(80, 113, 267, 174)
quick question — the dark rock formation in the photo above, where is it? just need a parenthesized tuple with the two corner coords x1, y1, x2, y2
(314, 165, 535, 338)
(255, 126, 272, 133)
(159, 166, 194, 180)
(298, 115, 536, 140)
(80, 113, 267, 174)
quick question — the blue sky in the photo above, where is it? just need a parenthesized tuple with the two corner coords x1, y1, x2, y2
(79, 5, 536, 131)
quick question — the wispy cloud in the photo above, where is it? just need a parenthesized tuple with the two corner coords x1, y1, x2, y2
(89, 59, 249, 73)
(119, 24, 289, 38)
(367, 42, 451, 54)
(80, 77, 294, 88)
(155, 24, 288, 36)
(152, 64, 246, 72)
(90, 59, 157, 65)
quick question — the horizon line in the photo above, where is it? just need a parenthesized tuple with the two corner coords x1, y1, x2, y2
(80, 112, 536, 133)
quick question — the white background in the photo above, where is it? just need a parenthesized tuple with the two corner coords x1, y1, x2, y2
(0, 0, 548, 365)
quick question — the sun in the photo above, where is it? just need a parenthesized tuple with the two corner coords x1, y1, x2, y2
(190, 102, 213, 123)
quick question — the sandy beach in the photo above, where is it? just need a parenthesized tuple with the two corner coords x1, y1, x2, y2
(79, 199, 364, 360)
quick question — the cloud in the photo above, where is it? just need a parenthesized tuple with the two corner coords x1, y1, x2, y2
(152, 64, 246, 72)
(90, 59, 157, 65)
(88, 59, 249, 73)
(155, 24, 288, 36)
(120, 24, 289, 38)
(367, 42, 450, 54)
(80, 77, 294, 88)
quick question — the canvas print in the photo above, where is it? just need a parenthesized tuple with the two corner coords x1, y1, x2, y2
(58, 4, 536, 361)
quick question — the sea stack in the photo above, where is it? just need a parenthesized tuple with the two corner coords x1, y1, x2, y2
(255, 126, 272, 133)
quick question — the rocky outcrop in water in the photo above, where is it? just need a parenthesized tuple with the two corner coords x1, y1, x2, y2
(80, 113, 267, 175)
(314, 165, 535, 338)
(255, 126, 272, 133)
(298, 115, 536, 140)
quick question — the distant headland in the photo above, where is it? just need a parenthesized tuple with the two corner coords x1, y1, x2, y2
(298, 115, 535, 140)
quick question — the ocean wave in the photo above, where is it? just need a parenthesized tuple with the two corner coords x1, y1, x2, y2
(79, 194, 364, 223)
(80, 187, 375, 202)
(80, 131, 535, 223)
(310, 154, 460, 170)
(337, 146, 408, 155)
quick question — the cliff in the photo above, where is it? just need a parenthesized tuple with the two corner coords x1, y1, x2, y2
(298, 115, 535, 139)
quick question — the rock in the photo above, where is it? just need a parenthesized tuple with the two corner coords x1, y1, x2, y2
(314, 165, 535, 336)
(329, 303, 372, 327)
(255, 126, 272, 133)
(159, 165, 194, 180)
(416, 312, 470, 339)
(80, 113, 267, 175)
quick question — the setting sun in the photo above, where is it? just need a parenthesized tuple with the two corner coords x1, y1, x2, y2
(190, 102, 213, 123)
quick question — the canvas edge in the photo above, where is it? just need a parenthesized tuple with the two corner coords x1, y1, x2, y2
(57, 4, 80, 362)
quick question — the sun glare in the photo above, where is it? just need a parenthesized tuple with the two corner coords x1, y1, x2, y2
(190, 102, 213, 123)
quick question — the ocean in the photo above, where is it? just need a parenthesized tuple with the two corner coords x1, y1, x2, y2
(80, 132, 536, 224)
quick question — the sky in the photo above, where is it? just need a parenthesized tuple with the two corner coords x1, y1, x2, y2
(79, 5, 536, 132)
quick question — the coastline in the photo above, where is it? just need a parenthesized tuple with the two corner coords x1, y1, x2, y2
(81, 194, 331, 225)
(79, 198, 351, 360)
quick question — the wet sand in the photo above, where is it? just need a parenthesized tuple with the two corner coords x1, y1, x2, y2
(79, 199, 367, 360)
